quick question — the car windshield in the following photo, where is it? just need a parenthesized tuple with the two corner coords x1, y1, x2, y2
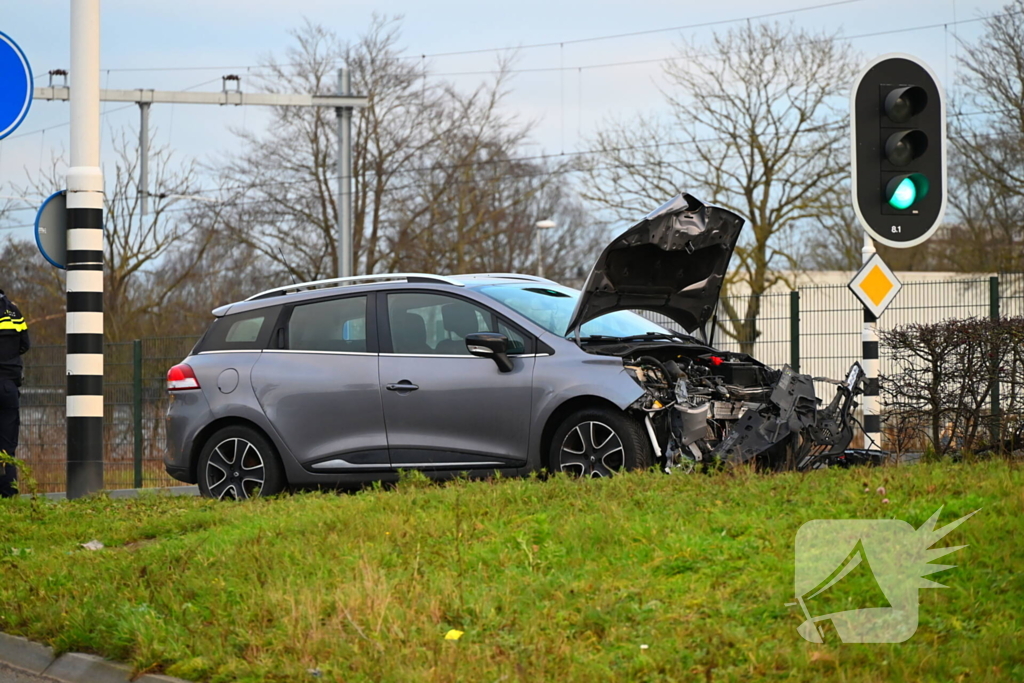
(477, 284, 673, 339)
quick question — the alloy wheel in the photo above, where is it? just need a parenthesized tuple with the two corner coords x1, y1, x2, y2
(205, 437, 266, 499)
(558, 421, 626, 477)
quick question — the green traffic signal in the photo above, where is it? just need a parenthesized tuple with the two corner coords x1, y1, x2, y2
(885, 173, 929, 210)
(851, 55, 946, 243)
(888, 177, 916, 209)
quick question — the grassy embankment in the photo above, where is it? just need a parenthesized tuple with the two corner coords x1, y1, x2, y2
(0, 461, 1020, 682)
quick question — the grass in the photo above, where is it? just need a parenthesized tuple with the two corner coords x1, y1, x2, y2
(0, 462, 1020, 683)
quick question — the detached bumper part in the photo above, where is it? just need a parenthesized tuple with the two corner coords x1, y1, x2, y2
(711, 364, 868, 470)
(713, 366, 817, 464)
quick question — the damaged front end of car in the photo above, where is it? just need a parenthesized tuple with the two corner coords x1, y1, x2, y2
(566, 192, 877, 472)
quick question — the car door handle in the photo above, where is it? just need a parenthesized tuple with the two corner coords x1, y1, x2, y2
(386, 381, 419, 392)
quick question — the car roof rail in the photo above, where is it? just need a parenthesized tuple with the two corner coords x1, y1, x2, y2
(245, 273, 465, 301)
(455, 273, 560, 285)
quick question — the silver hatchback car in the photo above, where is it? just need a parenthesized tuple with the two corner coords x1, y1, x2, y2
(165, 194, 865, 499)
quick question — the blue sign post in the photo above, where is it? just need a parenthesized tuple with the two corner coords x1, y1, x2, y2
(0, 31, 33, 140)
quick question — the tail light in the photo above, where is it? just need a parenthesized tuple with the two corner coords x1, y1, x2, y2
(167, 363, 200, 391)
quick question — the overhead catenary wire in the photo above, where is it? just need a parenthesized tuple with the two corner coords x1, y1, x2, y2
(5, 10, 1010, 150)
(85, 0, 870, 75)
(0, 118, 848, 212)
(56, 10, 1016, 82)
(415, 13, 1022, 78)
(0, 152, 693, 232)
(0, 112, 1014, 235)
(0, 104, 1009, 221)
(0, 148, 775, 231)
(406, 0, 871, 59)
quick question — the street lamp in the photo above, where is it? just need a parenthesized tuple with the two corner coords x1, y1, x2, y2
(535, 219, 556, 278)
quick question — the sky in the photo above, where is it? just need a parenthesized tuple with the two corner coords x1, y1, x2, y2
(0, 0, 1009, 242)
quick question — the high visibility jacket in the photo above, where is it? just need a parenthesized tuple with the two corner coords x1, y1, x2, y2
(0, 290, 30, 386)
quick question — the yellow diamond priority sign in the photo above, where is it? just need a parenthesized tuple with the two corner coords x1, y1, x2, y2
(849, 253, 902, 317)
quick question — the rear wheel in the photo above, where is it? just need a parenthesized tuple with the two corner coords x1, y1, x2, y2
(197, 425, 286, 499)
(549, 407, 653, 477)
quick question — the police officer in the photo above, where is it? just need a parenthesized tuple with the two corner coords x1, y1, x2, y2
(0, 289, 29, 498)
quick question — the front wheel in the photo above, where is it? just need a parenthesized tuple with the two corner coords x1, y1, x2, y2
(549, 407, 653, 477)
(197, 425, 286, 499)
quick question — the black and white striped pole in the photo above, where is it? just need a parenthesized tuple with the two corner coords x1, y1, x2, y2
(66, 0, 104, 498)
(861, 235, 881, 449)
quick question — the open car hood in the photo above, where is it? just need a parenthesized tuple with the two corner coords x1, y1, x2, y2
(565, 193, 745, 340)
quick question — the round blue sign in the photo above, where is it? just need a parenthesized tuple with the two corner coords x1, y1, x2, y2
(0, 31, 33, 140)
(35, 190, 67, 270)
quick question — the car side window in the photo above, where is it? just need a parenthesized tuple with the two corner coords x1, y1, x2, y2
(498, 320, 527, 355)
(289, 296, 368, 353)
(388, 292, 494, 355)
(226, 316, 265, 343)
(198, 305, 280, 352)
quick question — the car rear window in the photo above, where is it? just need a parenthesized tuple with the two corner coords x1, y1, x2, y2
(197, 306, 280, 352)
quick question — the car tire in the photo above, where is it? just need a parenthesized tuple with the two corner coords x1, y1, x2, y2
(549, 406, 653, 477)
(197, 425, 287, 499)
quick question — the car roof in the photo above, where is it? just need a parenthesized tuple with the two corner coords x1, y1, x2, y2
(211, 273, 562, 317)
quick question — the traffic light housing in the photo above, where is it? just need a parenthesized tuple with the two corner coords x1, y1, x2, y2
(851, 55, 946, 248)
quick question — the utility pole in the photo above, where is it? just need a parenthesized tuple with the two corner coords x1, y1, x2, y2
(139, 101, 150, 218)
(337, 67, 353, 278)
(66, 0, 105, 498)
(535, 219, 555, 278)
(35, 77, 367, 278)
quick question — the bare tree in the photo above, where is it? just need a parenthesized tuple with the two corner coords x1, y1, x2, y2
(202, 17, 459, 281)
(801, 205, 864, 271)
(155, 223, 276, 335)
(202, 18, 603, 286)
(948, 0, 1024, 275)
(581, 23, 856, 353)
(377, 64, 603, 279)
(17, 131, 211, 341)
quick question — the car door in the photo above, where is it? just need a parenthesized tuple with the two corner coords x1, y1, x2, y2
(252, 293, 391, 471)
(377, 290, 535, 469)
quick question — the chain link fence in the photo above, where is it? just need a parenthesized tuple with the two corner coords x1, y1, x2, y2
(19, 336, 197, 492)
(15, 275, 1024, 492)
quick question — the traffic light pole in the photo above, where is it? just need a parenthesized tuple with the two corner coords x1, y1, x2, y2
(66, 0, 104, 498)
(861, 233, 881, 450)
(851, 53, 948, 455)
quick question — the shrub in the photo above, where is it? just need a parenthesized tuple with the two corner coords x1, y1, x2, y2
(880, 316, 1024, 456)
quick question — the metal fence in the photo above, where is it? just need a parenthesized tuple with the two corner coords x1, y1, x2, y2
(644, 274, 1024, 447)
(19, 336, 197, 492)
(645, 274, 1024, 378)
(14, 275, 1024, 492)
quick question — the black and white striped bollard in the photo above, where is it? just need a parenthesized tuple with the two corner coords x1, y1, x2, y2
(66, 0, 104, 498)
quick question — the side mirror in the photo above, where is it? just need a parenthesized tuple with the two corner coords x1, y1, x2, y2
(465, 332, 514, 373)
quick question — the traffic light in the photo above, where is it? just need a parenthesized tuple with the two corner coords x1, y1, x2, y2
(851, 55, 946, 248)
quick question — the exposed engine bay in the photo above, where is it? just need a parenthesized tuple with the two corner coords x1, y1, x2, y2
(601, 340, 872, 471)
(565, 191, 882, 471)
